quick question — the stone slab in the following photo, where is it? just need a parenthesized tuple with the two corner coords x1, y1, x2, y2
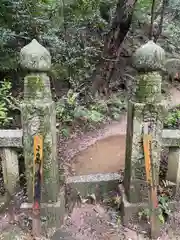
(162, 129, 180, 147)
(51, 230, 75, 240)
(20, 189, 65, 228)
(0, 128, 179, 148)
(0, 148, 19, 195)
(0, 129, 23, 148)
(0, 129, 59, 148)
(166, 147, 180, 194)
(66, 173, 121, 201)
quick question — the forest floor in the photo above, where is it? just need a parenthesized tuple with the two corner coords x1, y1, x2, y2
(57, 86, 180, 240)
(0, 86, 180, 239)
(61, 86, 178, 177)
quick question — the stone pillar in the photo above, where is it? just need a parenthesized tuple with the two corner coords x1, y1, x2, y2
(20, 39, 60, 203)
(167, 147, 180, 193)
(123, 40, 166, 203)
(0, 148, 19, 196)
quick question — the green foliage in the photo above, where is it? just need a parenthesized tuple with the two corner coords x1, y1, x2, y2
(107, 94, 125, 120)
(138, 208, 150, 221)
(0, 0, 63, 71)
(138, 195, 171, 224)
(50, 34, 102, 91)
(138, 180, 172, 225)
(56, 90, 78, 124)
(0, 0, 117, 87)
(133, 0, 157, 21)
(164, 106, 180, 129)
(56, 90, 125, 130)
(0, 0, 119, 129)
(135, 0, 152, 12)
(56, 89, 105, 125)
(0, 80, 13, 126)
(168, 0, 180, 19)
(49, 0, 117, 92)
(104, 193, 122, 210)
(158, 195, 171, 221)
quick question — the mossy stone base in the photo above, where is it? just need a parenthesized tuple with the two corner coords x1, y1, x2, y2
(21, 100, 59, 203)
(135, 72, 162, 103)
(119, 184, 161, 239)
(124, 101, 164, 203)
(20, 189, 65, 229)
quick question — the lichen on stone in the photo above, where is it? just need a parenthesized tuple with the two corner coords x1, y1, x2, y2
(20, 40, 61, 204)
(132, 40, 165, 72)
(20, 39, 51, 71)
(24, 73, 52, 100)
(21, 99, 59, 202)
(135, 72, 162, 103)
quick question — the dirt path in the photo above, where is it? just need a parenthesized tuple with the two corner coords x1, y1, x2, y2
(0, 87, 180, 240)
(60, 87, 180, 240)
(66, 87, 180, 176)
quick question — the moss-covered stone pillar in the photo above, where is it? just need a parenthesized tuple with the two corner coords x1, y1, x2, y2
(20, 39, 59, 203)
(124, 40, 166, 203)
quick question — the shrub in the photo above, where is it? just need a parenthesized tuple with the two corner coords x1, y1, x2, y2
(164, 106, 180, 129)
(0, 80, 13, 126)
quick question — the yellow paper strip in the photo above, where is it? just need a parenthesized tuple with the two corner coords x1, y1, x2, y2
(33, 135, 43, 198)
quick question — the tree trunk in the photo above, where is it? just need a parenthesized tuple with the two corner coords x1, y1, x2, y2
(149, 0, 156, 40)
(93, 0, 138, 94)
(154, 0, 168, 42)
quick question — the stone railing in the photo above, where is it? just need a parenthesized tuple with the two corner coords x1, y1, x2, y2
(0, 128, 180, 204)
(0, 130, 21, 204)
(162, 129, 180, 188)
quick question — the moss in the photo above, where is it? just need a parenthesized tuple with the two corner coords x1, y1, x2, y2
(135, 73, 161, 103)
(24, 73, 52, 101)
(25, 75, 43, 92)
(21, 100, 59, 202)
(130, 103, 144, 124)
(20, 68, 60, 202)
(164, 106, 180, 129)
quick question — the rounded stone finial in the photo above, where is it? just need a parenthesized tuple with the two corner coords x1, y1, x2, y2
(20, 39, 51, 71)
(132, 40, 165, 71)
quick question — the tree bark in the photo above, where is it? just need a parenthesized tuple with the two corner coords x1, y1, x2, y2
(94, 0, 138, 93)
(155, 0, 168, 42)
(149, 0, 156, 40)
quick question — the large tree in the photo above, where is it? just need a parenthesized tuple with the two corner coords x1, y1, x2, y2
(93, 0, 138, 93)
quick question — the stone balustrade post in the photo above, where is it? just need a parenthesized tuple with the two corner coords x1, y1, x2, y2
(123, 40, 166, 203)
(20, 39, 60, 203)
(167, 147, 180, 194)
(121, 40, 167, 238)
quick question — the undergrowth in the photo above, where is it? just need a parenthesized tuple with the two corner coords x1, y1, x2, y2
(164, 105, 180, 129)
(138, 194, 171, 225)
(0, 80, 15, 127)
(56, 89, 126, 137)
(138, 176, 176, 225)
